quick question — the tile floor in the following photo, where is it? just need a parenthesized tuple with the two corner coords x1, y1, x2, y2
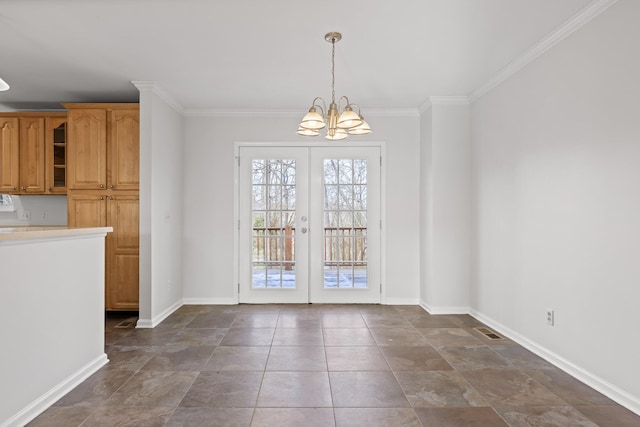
(29, 305, 640, 426)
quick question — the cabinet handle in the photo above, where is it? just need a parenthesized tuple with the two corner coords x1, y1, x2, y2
(21, 187, 26, 191)
(100, 184, 104, 189)
(13, 187, 17, 191)
(108, 196, 113, 200)
(47, 187, 52, 191)
(100, 196, 104, 200)
(109, 185, 114, 189)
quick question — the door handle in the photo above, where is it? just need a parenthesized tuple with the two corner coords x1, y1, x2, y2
(300, 227, 308, 234)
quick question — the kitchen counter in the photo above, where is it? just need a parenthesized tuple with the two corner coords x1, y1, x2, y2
(0, 226, 112, 242)
(0, 226, 112, 426)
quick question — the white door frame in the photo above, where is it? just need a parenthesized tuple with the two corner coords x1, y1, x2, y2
(233, 141, 387, 304)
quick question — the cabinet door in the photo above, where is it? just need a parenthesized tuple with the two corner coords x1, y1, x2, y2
(45, 117, 67, 194)
(0, 117, 19, 193)
(106, 194, 139, 310)
(67, 109, 107, 190)
(67, 193, 106, 227)
(19, 117, 46, 193)
(108, 109, 139, 190)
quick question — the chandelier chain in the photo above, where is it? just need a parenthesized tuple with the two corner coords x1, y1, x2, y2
(331, 38, 336, 104)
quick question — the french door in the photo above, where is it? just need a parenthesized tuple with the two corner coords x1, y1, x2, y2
(238, 145, 381, 304)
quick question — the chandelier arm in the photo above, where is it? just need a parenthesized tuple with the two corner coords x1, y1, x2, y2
(338, 96, 351, 111)
(312, 97, 327, 118)
(331, 37, 336, 104)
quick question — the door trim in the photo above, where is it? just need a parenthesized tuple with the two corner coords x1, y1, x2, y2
(233, 141, 387, 304)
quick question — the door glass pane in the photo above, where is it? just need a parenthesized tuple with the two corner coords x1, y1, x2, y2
(323, 159, 368, 289)
(252, 159, 296, 289)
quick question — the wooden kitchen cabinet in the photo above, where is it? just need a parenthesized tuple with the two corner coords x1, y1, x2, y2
(0, 117, 19, 193)
(64, 104, 139, 191)
(68, 192, 139, 310)
(46, 117, 68, 193)
(0, 113, 67, 194)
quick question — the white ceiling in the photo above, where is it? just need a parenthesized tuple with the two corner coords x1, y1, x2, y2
(0, 0, 594, 112)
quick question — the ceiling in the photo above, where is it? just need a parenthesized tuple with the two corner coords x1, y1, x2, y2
(0, 0, 594, 112)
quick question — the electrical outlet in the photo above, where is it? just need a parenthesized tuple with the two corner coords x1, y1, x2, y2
(546, 309, 554, 326)
(40, 210, 48, 222)
(18, 209, 31, 221)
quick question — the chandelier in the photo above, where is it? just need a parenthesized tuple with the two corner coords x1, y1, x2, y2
(297, 32, 371, 140)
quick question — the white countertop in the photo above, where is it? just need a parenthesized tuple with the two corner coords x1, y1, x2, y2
(0, 226, 113, 241)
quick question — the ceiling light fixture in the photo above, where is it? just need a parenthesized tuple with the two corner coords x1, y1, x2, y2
(298, 32, 371, 140)
(0, 76, 9, 91)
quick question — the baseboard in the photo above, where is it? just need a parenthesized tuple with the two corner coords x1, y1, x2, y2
(384, 297, 420, 305)
(469, 309, 640, 417)
(419, 300, 470, 315)
(136, 299, 183, 328)
(182, 297, 238, 305)
(1, 354, 108, 427)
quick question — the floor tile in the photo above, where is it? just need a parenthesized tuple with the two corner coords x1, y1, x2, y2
(54, 366, 134, 406)
(155, 313, 197, 329)
(334, 408, 422, 427)
(166, 408, 254, 427)
(576, 405, 640, 427)
(525, 367, 617, 406)
(326, 346, 390, 371)
(141, 345, 216, 371)
(395, 371, 488, 408)
(369, 327, 429, 346)
(323, 328, 377, 346)
(203, 346, 270, 371)
(495, 405, 598, 427)
(251, 408, 335, 427)
(330, 371, 409, 408)
(219, 328, 275, 346)
(26, 406, 95, 427)
(491, 345, 556, 370)
(180, 371, 263, 408)
(115, 328, 184, 346)
(414, 407, 509, 427)
(406, 314, 459, 328)
(257, 372, 333, 407)
(166, 328, 228, 346)
(272, 328, 324, 346)
(276, 316, 323, 329)
(79, 406, 174, 427)
(104, 345, 159, 371)
(232, 313, 279, 328)
(379, 345, 453, 371)
(105, 370, 198, 407)
(266, 346, 328, 371)
(362, 313, 413, 328)
(322, 313, 367, 328)
(437, 345, 510, 370)
(418, 328, 484, 347)
(186, 312, 237, 329)
(461, 369, 567, 407)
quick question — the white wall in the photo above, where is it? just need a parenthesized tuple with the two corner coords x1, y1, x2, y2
(0, 195, 67, 226)
(420, 101, 471, 313)
(136, 83, 184, 326)
(471, 0, 640, 410)
(182, 114, 421, 304)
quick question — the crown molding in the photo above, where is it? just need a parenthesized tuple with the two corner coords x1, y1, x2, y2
(183, 108, 419, 118)
(469, 0, 619, 102)
(418, 96, 470, 115)
(131, 81, 185, 114)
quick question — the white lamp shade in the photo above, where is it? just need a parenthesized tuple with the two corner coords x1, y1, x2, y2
(336, 109, 362, 129)
(325, 128, 347, 140)
(300, 111, 326, 130)
(347, 119, 371, 135)
(297, 126, 320, 136)
(0, 77, 9, 91)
